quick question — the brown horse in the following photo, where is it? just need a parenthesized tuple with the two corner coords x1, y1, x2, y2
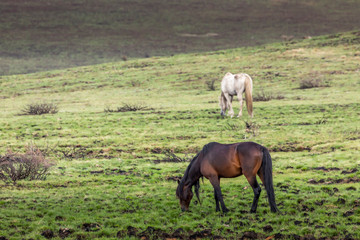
(176, 142, 279, 213)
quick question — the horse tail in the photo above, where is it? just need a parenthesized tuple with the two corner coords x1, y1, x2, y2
(219, 92, 226, 109)
(244, 75, 253, 117)
(261, 146, 279, 213)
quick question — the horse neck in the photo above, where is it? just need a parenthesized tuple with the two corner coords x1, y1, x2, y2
(183, 157, 202, 187)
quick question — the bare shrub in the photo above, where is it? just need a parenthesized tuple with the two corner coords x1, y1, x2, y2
(21, 102, 58, 115)
(104, 103, 153, 113)
(299, 78, 330, 89)
(254, 89, 284, 101)
(224, 122, 242, 131)
(205, 79, 216, 91)
(129, 80, 141, 87)
(244, 120, 260, 137)
(0, 146, 55, 185)
(58, 145, 87, 160)
(160, 150, 191, 163)
(315, 114, 328, 125)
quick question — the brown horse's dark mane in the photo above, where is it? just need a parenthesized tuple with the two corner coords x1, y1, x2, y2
(177, 143, 212, 203)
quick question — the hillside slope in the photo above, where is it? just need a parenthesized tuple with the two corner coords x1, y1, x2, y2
(0, 31, 359, 239)
(1, 0, 360, 75)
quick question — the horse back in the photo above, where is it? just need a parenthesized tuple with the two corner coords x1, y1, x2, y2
(221, 73, 248, 95)
(200, 142, 262, 178)
(199, 142, 241, 178)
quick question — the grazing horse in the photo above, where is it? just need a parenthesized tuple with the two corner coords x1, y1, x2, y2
(219, 72, 253, 118)
(176, 142, 279, 213)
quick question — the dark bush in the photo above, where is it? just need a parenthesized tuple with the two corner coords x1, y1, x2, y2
(160, 150, 191, 163)
(253, 89, 284, 101)
(299, 78, 330, 89)
(244, 120, 260, 136)
(57, 145, 87, 160)
(104, 103, 152, 113)
(0, 146, 55, 185)
(21, 102, 58, 115)
(205, 79, 216, 91)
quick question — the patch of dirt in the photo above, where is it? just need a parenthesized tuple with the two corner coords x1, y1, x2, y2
(341, 168, 358, 174)
(263, 225, 273, 233)
(81, 223, 101, 232)
(117, 226, 227, 239)
(343, 210, 355, 217)
(308, 177, 360, 184)
(242, 231, 258, 239)
(313, 167, 340, 172)
(269, 143, 311, 152)
(346, 186, 357, 191)
(89, 168, 136, 176)
(116, 226, 351, 240)
(301, 204, 315, 212)
(55, 216, 65, 221)
(314, 200, 325, 206)
(59, 228, 74, 239)
(336, 198, 346, 204)
(41, 230, 54, 239)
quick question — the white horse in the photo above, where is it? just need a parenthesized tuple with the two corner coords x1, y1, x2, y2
(219, 72, 253, 118)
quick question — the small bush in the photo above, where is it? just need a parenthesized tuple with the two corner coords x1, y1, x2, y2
(104, 103, 152, 113)
(58, 145, 87, 160)
(244, 120, 260, 137)
(254, 89, 284, 101)
(224, 122, 242, 131)
(299, 78, 330, 89)
(160, 150, 191, 163)
(315, 114, 328, 125)
(21, 102, 58, 115)
(205, 79, 216, 91)
(129, 80, 141, 87)
(0, 146, 55, 185)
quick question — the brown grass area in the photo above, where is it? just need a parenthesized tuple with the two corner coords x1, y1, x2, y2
(1, 0, 360, 75)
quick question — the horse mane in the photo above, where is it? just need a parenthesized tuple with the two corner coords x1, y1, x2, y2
(177, 143, 212, 203)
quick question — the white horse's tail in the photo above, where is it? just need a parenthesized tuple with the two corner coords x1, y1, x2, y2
(244, 75, 253, 117)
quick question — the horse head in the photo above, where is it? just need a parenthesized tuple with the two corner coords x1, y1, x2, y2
(176, 180, 193, 211)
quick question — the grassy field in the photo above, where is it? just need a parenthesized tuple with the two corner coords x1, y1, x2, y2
(0, 31, 360, 239)
(2, 0, 360, 76)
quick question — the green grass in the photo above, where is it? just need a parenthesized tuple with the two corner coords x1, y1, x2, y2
(2, 0, 360, 75)
(0, 31, 360, 239)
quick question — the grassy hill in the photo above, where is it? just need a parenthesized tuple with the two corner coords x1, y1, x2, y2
(0, 31, 360, 239)
(2, 0, 360, 75)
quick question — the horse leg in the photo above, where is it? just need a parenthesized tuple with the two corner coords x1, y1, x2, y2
(209, 176, 229, 213)
(245, 175, 262, 213)
(214, 189, 220, 212)
(237, 92, 243, 117)
(223, 93, 234, 118)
